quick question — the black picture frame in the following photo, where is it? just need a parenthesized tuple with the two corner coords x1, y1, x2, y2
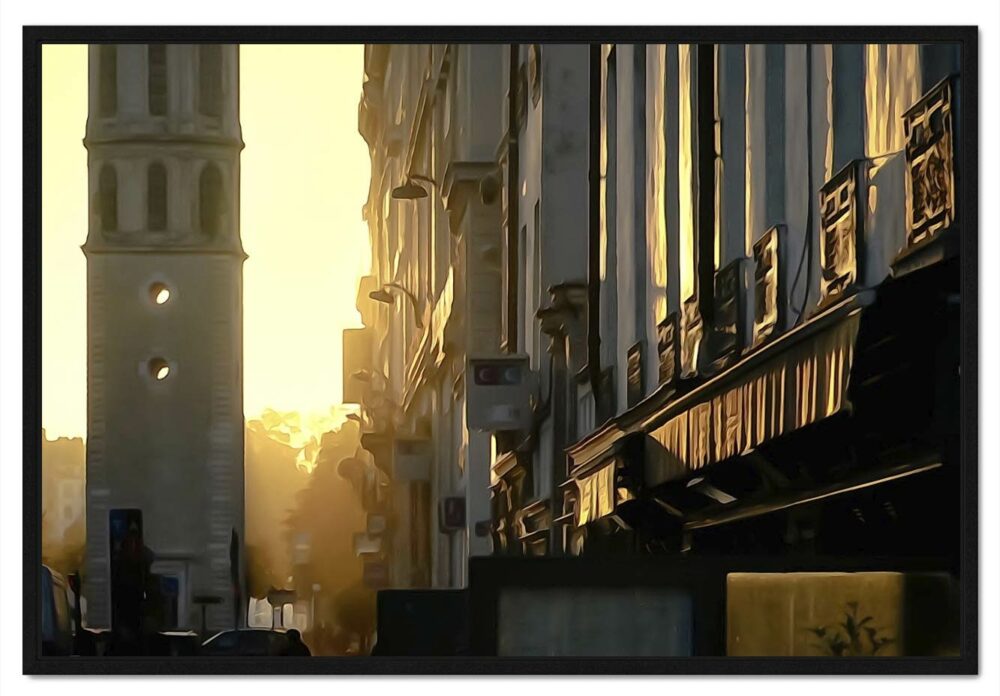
(22, 24, 979, 675)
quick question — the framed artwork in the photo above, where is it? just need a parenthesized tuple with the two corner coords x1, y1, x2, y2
(22, 25, 978, 674)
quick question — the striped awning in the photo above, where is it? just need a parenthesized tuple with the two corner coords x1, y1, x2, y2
(644, 311, 861, 486)
(574, 457, 636, 527)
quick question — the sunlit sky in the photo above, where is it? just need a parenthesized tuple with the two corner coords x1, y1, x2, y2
(41, 45, 371, 438)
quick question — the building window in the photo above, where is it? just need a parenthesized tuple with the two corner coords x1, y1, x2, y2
(677, 45, 697, 307)
(532, 201, 542, 362)
(600, 46, 619, 370)
(198, 45, 223, 118)
(696, 43, 720, 325)
(677, 45, 702, 377)
(517, 224, 527, 353)
(147, 163, 167, 231)
(514, 61, 528, 131)
(649, 45, 669, 327)
(199, 164, 223, 236)
(864, 44, 922, 159)
(98, 164, 117, 233)
(529, 44, 542, 107)
(148, 44, 168, 116)
(98, 45, 117, 117)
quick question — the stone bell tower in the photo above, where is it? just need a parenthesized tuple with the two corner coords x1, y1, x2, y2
(83, 44, 245, 633)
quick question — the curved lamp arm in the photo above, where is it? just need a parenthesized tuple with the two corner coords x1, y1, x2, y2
(382, 283, 424, 329)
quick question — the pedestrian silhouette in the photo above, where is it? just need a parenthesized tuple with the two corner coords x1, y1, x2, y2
(285, 628, 311, 656)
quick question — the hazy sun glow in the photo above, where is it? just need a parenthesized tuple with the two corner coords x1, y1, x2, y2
(41, 45, 371, 438)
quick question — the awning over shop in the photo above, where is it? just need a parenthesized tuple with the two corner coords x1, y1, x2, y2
(575, 460, 615, 526)
(682, 459, 942, 532)
(644, 311, 861, 486)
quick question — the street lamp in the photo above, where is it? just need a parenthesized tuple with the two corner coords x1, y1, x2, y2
(369, 282, 424, 328)
(345, 411, 374, 431)
(350, 368, 389, 387)
(391, 173, 436, 200)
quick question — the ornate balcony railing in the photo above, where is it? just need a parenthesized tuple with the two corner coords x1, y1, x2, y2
(711, 258, 746, 363)
(625, 341, 645, 409)
(752, 225, 784, 347)
(903, 76, 957, 248)
(656, 312, 680, 388)
(819, 161, 864, 306)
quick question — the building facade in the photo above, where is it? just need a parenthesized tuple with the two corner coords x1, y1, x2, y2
(351, 43, 962, 650)
(348, 44, 507, 590)
(485, 43, 961, 568)
(83, 44, 246, 633)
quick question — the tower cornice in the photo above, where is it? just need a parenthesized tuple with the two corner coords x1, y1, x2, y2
(83, 132, 245, 152)
(81, 242, 249, 260)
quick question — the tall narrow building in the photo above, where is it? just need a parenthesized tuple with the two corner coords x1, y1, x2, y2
(83, 44, 245, 633)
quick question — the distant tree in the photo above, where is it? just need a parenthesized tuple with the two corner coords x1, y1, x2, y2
(244, 417, 311, 598)
(333, 582, 376, 643)
(245, 543, 283, 600)
(42, 511, 86, 577)
(282, 420, 371, 654)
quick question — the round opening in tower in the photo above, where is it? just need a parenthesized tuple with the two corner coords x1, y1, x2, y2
(149, 282, 171, 305)
(148, 358, 171, 381)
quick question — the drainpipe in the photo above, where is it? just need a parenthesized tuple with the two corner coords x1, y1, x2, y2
(586, 43, 605, 419)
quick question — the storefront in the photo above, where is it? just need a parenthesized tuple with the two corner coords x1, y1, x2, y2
(563, 252, 960, 563)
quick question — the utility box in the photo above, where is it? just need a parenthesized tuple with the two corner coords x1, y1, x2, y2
(467, 355, 533, 431)
(373, 589, 470, 656)
(393, 438, 431, 481)
(352, 532, 382, 556)
(439, 496, 467, 532)
(367, 513, 388, 535)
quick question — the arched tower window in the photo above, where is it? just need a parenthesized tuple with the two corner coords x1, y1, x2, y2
(198, 45, 223, 118)
(148, 44, 168, 116)
(98, 164, 118, 233)
(147, 163, 167, 231)
(98, 45, 117, 117)
(199, 164, 224, 237)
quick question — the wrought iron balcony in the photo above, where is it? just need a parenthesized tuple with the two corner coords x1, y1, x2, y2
(711, 258, 746, 361)
(819, 160, 864, 307)
(752, 225, 784, 347)
(656, 312, 680, 388)
(625, 341, 645, 409)
(904, 76, 957, 247)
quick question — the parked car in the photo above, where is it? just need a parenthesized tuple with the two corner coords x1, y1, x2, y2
(200, 629, 294, 656)
(147, 630, 202, 656)
(40, 565, 73, 656)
